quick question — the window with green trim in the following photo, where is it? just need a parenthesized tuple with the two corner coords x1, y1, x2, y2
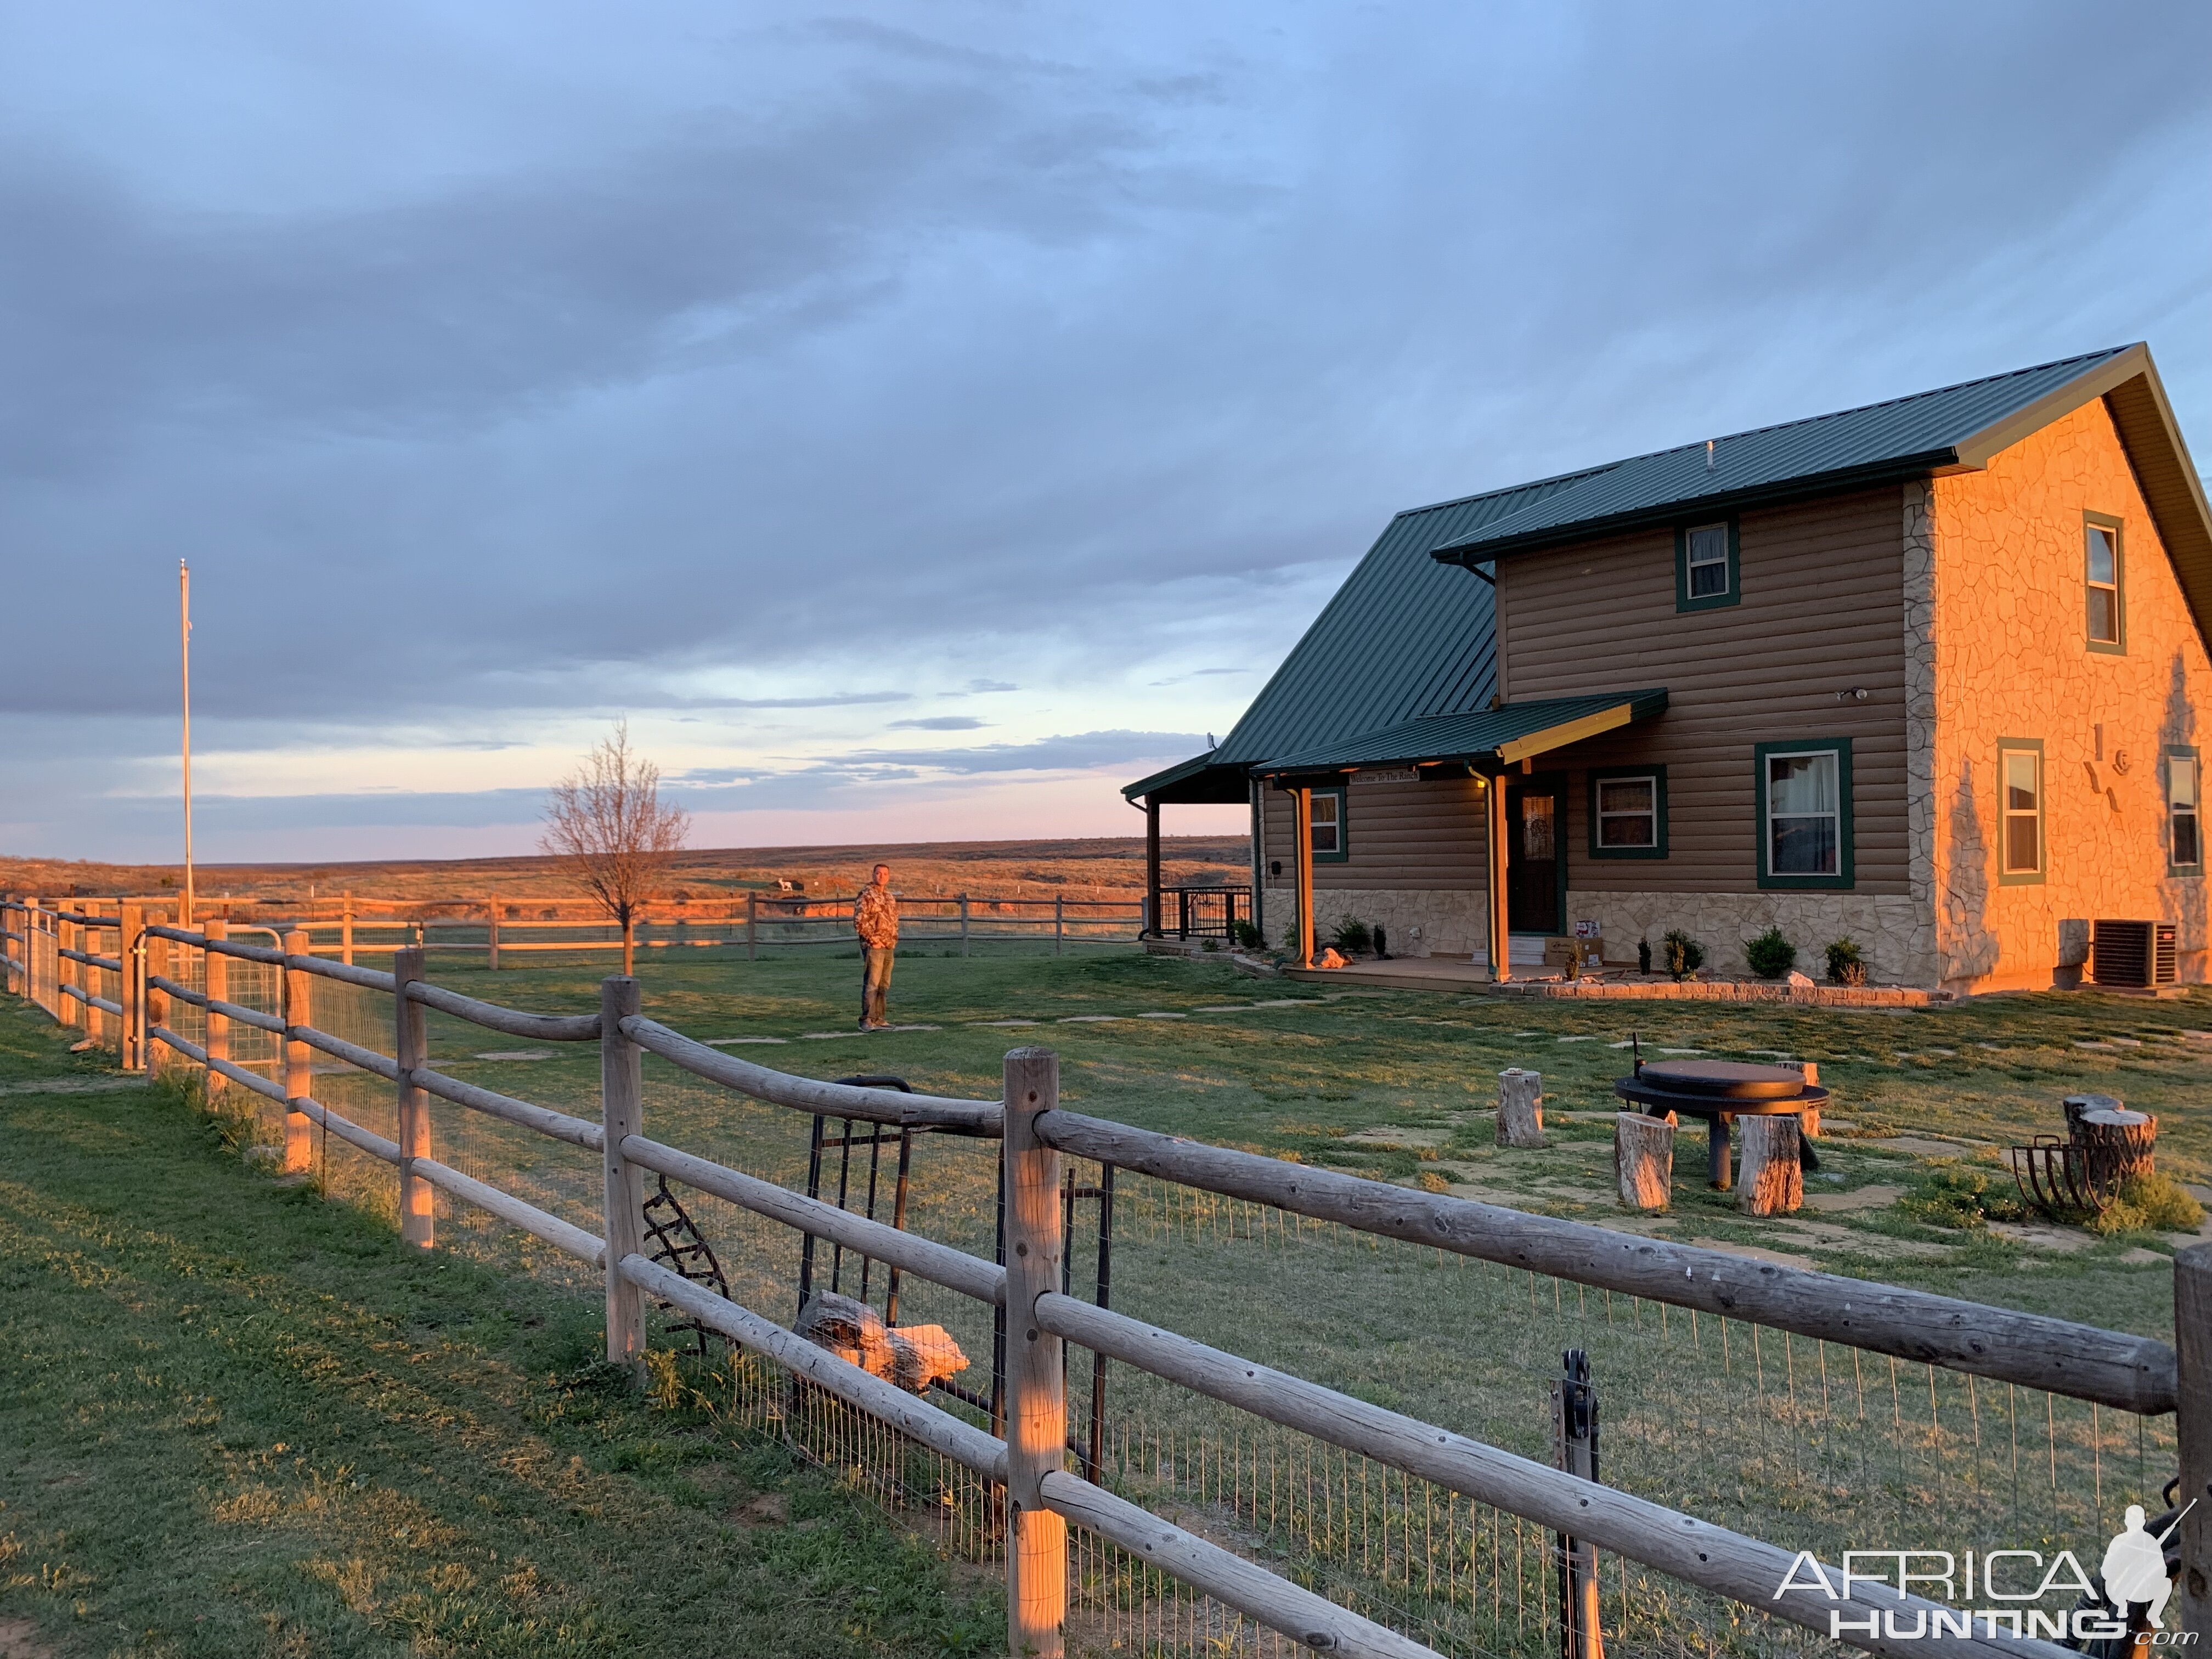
(1310, 788, 1348, 863)
(1754, 740, 1853, 889)
(1588, 766, 1668, 859)
(2168, 748, 2201, 874)
(2085, 514, 2125, 653)
(1997, 740, 2044, 885)
(1675, 520, 1740, 613)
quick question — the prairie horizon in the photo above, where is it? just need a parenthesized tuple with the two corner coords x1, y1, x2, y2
(0, 833, 1251, 904)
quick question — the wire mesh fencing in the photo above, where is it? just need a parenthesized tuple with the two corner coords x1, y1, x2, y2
(102, 946, 2188, 1659)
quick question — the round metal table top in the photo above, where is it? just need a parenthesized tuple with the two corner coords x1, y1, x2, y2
(1632, 1059, 1807, 1100)
(1613, 1077, 1827, 1115)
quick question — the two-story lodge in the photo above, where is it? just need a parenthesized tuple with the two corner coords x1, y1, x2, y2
(1125, 344, 2212, 994)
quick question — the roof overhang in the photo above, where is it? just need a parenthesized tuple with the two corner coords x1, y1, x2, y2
(1254, 690, 1668, 781)
(1122, 753, 1250, 806)
(1429, 452, 1958, 567)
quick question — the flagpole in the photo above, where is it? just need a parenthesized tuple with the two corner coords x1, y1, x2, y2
(180, 560, 194, 928)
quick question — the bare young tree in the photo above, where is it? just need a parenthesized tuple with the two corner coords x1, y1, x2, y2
(539, 721, 690, 975)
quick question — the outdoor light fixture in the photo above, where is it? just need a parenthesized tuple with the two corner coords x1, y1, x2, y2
(1836, 687, 1870, 701)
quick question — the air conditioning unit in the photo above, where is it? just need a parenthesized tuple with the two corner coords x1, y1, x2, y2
(2090, 920, 2178, 988)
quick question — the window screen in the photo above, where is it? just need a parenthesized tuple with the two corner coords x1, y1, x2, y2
(2172, 754, 2200, 870)
(1686, 524, 1730, 599)
(2001, 749, 2041, 876)
(1595, 776, 1657, 848)
(1767, 751, 1839, 876)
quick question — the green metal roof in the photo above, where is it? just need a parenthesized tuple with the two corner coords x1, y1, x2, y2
(1128, 342, 2212, 806)
(1429, 345, 2144, 564)
(1257, 690, 1669, 776)
(1122, 469, 1598, 803)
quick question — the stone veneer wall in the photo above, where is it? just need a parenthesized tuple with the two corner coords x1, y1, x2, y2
(1561, 890, 1929, 983)
(1260, 884, 1491, 958)
(1928, 398, 2212, 991)
(1901, 478, 1940, 986)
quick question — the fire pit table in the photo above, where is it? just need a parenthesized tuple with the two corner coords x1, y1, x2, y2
(1613, 1059, 1825, 1190)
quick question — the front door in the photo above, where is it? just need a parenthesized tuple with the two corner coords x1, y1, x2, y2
(1506, 779, 1564, 935)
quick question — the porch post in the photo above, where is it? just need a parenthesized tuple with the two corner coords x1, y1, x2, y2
(1143, 797, 1161, 938)
(1487, 771, 1511, 984)
(1248, 777, 1266, 947)
(1294, 786, 1315, 969)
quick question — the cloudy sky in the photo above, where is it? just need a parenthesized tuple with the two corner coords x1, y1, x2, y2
(3, 2, 2207, 864)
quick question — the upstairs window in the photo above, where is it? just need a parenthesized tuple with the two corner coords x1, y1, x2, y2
(1675, 520, 1740, 612)
(1997, 741, 2044, 884)
(2169, 749, 2201, 873)
(1686, 526, 1729, 597)
(2085, 514, 2125, 652)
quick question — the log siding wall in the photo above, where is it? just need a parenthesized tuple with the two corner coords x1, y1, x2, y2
(1499, 486, 1911, 898)
(1260, 777, 1488, 890)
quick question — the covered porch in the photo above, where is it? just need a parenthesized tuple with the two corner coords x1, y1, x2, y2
(1122, 749, 1258, 943)
(1256, 690, 1667, 983)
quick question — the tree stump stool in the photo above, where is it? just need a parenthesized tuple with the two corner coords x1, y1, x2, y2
(2063, 1093, 2124, 1138)
(2076, 1107, 2157, 1189)
(1736, 1114, 1803, 1216)
(1496, 1069, 1546, 1148)
(1614, 1110, 1675, 1211)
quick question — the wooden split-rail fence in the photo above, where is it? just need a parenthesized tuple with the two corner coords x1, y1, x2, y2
(7, 890, 1144, 966)
(2, 894, 2207, 1657)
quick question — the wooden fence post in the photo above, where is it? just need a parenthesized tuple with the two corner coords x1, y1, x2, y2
(486, 900, 500, 971)
(601, 975, 646, 1381)
(203, 918, 228, 1098)
(1003, 1046, 1069, 1658)
(1054, 894, 1064, 957)
(144, 922, 169, 1076)
(393, 946, 435, 1248)
(282, 928, 313, 1175)
(2177, 1243, 2212, 1637)
(960, 894, 970, 958)
(118, 901, 142, 1070)
(57, 916, 80, 1030)
(341, 893, 354, 967)
(80, 904, 104, 1047)
(747, 890, 757, 961)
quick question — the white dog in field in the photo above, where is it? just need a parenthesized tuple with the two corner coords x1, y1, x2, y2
(2103, 1505, 2175, 1628)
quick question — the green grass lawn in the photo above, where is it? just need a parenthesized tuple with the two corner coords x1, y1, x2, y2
(394, 942, 2208, 1325)
(7, 942, 2209, 1656)
(0, 1000, 1002, 1659)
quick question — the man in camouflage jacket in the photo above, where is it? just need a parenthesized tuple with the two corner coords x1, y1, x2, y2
(855, 862, 898, 1030)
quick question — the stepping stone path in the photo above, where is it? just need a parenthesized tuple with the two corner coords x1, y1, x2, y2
(1987, 1221, 2096, 1252)
(1864, 1135, 1980, 1156)
(1801, 1183, 1902, 1214)
(1341, 1126, 1453, 1149)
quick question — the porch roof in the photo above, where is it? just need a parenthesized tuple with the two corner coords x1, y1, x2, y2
(1254, 688, 1668, 778)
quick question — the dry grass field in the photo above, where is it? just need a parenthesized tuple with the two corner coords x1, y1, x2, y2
(9, 920, 2210, 1656)
(0, 834, 1249, 911)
